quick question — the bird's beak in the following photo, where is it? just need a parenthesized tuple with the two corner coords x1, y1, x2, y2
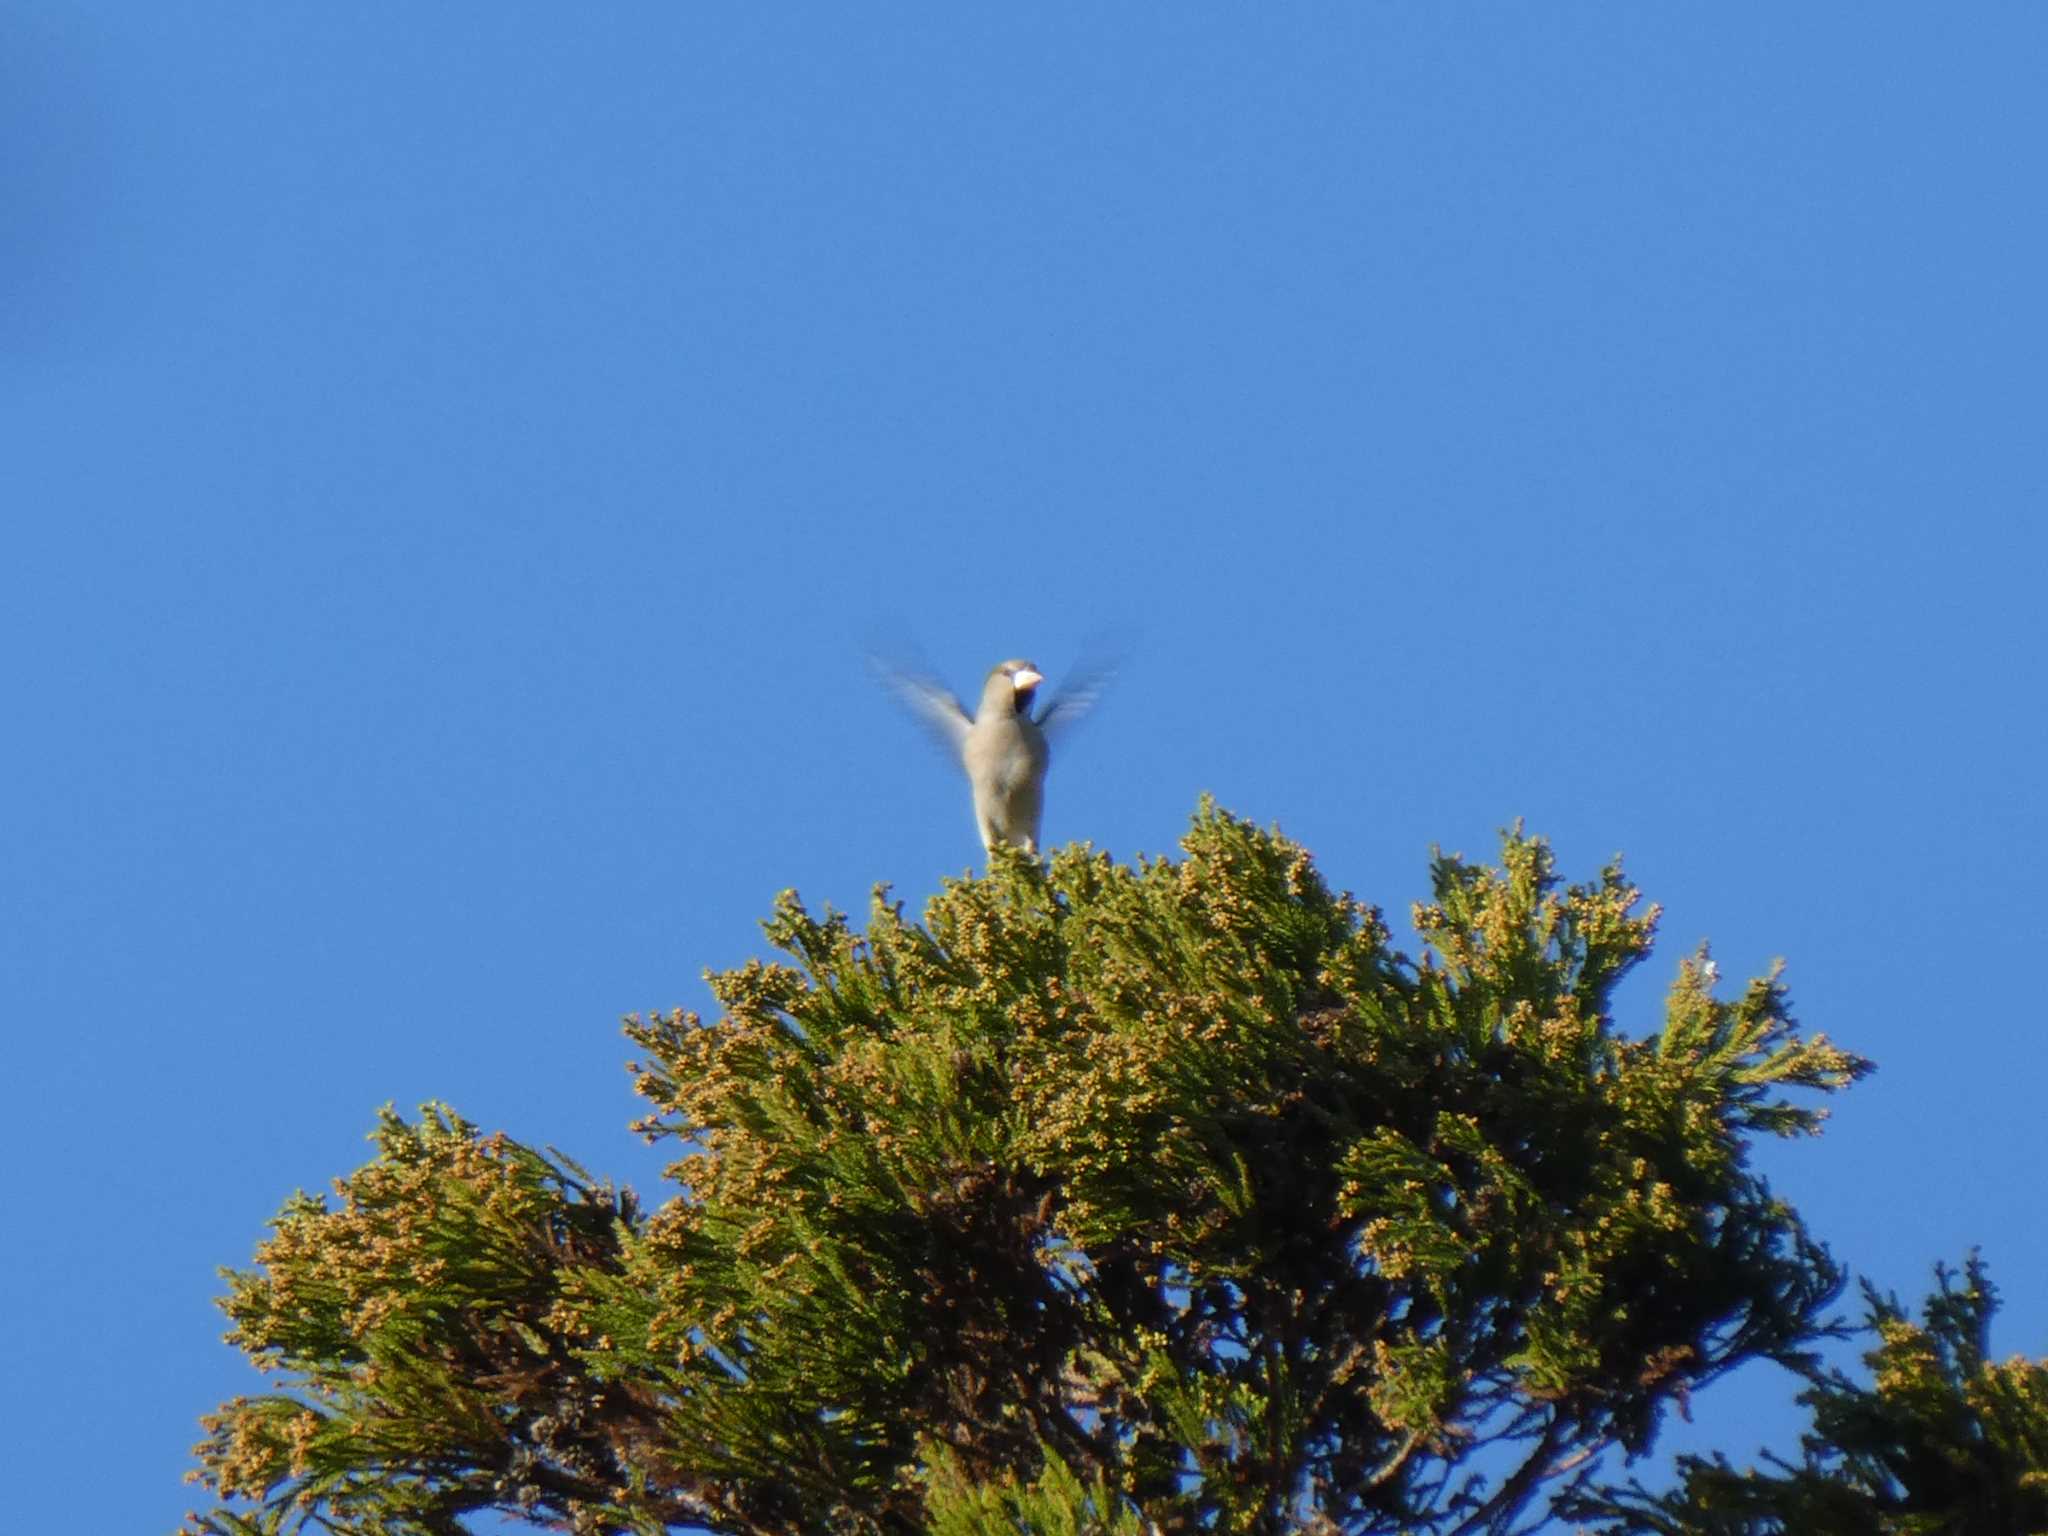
(1012, 668, 1043, 692)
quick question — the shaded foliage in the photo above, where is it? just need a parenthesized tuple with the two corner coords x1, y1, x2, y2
(188, 804, 1871, 1536)
(1573, 1254, 2048, 1535)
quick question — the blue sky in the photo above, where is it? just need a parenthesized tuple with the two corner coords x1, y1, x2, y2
(5, 4, 2044, 1529)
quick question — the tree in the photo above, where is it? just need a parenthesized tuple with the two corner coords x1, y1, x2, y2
(186, 803, 1872, 1536)
(1574, 1254, 2048, 1535)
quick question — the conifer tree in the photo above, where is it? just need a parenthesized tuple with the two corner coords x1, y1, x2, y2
(1574, 1254, 2048, 1534)
(186, 804, 1873, 1536)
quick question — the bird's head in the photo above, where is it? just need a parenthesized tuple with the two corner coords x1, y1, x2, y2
(988, 659, 1043, 717)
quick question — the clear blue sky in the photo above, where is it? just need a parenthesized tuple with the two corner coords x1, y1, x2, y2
(5, 5, 2044, 1529)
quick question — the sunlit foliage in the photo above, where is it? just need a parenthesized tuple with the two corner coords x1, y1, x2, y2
(188, 803, 1879, 1536)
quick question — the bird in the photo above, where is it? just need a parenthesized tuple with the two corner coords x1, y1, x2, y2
(875, 653, 1112, 855)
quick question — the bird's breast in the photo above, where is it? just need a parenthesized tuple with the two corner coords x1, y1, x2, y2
(966, 719, 1047, 791)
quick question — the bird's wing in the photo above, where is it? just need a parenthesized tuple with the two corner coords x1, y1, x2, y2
(1035, 653, 1117, 743)
(871, 658, 973, 759)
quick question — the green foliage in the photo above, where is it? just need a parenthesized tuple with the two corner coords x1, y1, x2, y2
(922, 1446, 1146, 1536)
(1573, 1254, 2048, 1535)
(187, 803, 1871, 1536)
(185, 1106, 662, 1536)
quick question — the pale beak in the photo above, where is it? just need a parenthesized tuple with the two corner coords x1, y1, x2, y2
(1012, 668, 1044, 692)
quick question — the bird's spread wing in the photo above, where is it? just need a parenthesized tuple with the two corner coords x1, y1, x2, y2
(1035, 653, 1117, 743)
(871, 658, 973, 759)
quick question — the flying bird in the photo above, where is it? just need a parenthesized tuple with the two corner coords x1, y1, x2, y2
(876, 654, 1112, 855)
